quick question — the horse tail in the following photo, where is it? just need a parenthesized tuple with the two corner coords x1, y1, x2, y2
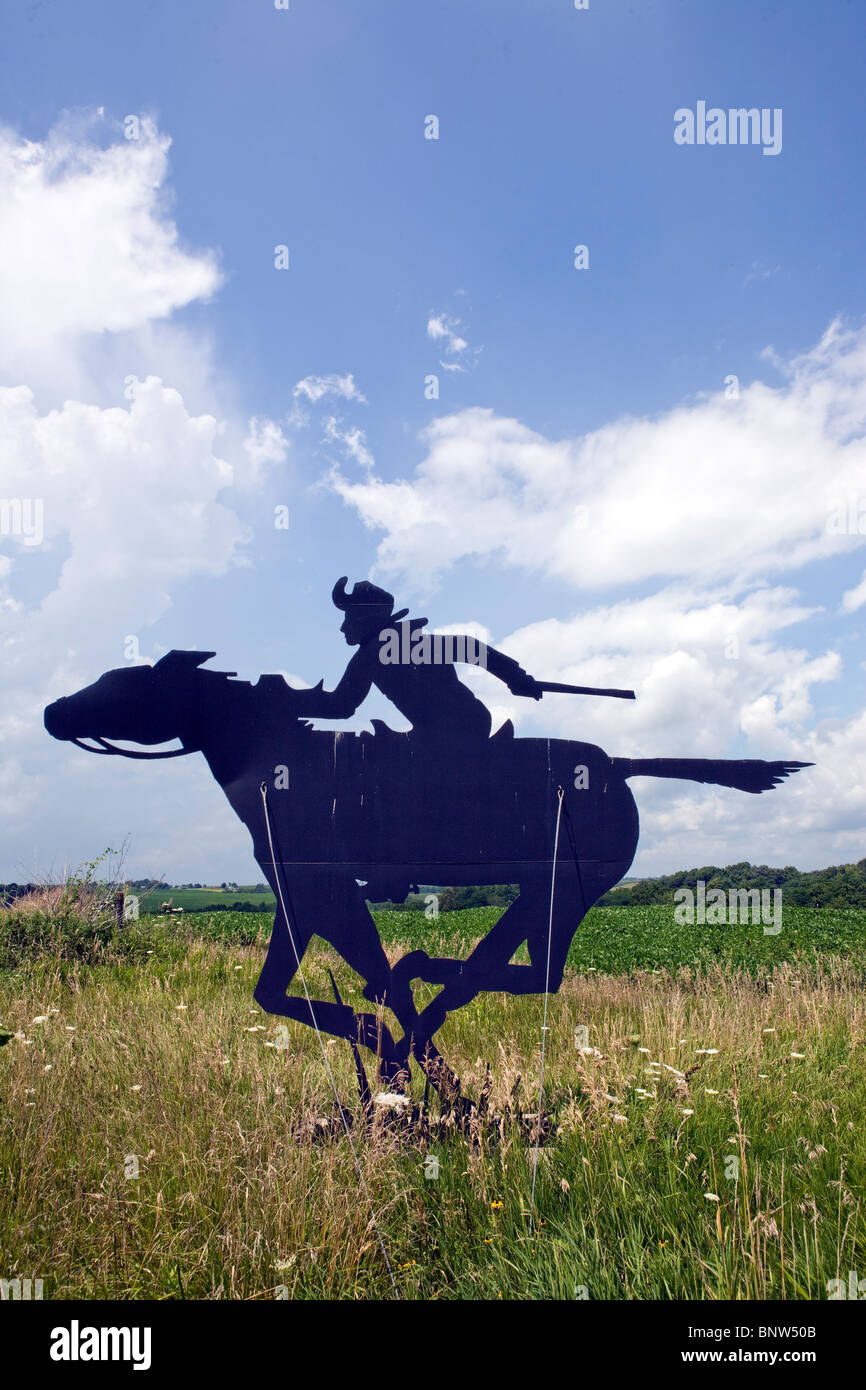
(612, 757, 813, 795)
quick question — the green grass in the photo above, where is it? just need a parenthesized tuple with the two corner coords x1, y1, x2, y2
(1, 901, 865, 1300)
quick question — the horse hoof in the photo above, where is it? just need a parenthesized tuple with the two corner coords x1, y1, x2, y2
(393, 950, 463, 990)
(388, 950, 431, 993)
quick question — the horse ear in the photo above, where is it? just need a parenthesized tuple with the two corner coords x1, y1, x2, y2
(153, 650, 217, 673)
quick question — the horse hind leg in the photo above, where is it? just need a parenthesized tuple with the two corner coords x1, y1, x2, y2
(468, 880, 574, 998)
(516, 858, 586, 997)
(414, 867, 581, 1040)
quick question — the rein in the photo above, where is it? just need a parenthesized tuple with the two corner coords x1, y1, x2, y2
(70, 737, 198, 761)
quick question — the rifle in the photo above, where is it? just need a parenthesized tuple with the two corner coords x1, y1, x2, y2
(536, 681, 636, 701)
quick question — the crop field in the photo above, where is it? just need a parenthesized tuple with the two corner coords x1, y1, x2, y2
(1, 901, 865, 1300)
(375, 902, 866, 975)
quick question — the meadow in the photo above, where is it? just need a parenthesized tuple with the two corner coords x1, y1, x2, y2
(1, 899, 864, 1300)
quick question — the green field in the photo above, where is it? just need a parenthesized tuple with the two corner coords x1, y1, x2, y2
(2, 900, 865, 1299)
(126, 893, 866, 976)
(124, 899, 866, 969)
(136, 888, 276, 913)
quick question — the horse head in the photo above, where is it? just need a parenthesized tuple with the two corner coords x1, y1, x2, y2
(44, 650, 219, 758)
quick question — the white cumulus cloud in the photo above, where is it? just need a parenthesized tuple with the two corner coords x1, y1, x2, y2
(0, 113, 284, 879)
(0, 112, 221, 384)
(328, 321, 866, 868)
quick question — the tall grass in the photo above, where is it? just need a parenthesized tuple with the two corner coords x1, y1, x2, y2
(2, 896, 864, 1299)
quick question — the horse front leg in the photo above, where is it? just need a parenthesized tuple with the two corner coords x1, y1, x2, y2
(254, 975, 401, 1061)
(254, 889, 403, 1070)
(263, 872, 427, 1082)
(328, 886, 431, 1085)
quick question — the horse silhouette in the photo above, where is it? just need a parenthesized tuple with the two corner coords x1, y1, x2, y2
(44, 650, 811, 1087)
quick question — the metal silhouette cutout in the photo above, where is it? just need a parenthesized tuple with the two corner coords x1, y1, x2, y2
(44, 577, 812, 1095)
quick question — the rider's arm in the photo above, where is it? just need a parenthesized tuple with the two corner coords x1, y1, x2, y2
(456, 639, 543, 700)
(295, 649, 374, 719)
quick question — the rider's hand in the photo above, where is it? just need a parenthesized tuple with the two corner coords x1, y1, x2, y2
(508, 670, 543, 700)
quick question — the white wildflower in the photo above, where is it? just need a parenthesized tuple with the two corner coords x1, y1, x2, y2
(372, 1092, 410, 1113)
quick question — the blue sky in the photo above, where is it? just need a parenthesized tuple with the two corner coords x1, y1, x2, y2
(1, 0, 864, 880)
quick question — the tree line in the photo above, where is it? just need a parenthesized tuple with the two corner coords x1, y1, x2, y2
(597, 859, 866, 908)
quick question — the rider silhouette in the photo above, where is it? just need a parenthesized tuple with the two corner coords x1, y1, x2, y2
(300, 577, 542, 744)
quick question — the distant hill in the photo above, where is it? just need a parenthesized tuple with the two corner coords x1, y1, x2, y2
(597, 860, 866, 909)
